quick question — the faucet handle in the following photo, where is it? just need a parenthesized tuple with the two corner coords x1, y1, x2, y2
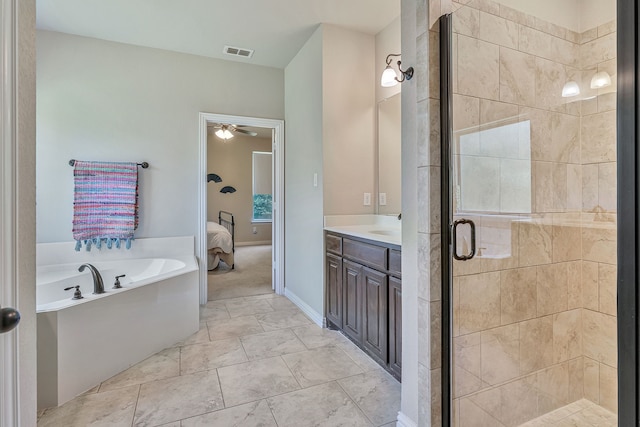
(113, 274, 126, 289)
(64, 285, 84, 300)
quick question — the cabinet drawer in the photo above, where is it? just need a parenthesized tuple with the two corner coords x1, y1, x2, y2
(326, 233, 343, 255)
(343, 238, 387, 271)
(389, 249, 401, 277)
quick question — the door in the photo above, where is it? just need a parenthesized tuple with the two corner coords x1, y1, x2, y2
(325, 253, 343, 328)
(443, 2, 620, 425)
(362, 266, 388, 364)
(388, 276, 402, 379)
(342, 259, 363, 344)
(1, 1, 23, 425)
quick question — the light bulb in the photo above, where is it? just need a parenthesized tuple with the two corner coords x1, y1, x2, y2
(561, 81, 580, 98)
(381, 66, 399, 87)
(215, 128, 234, 140)
(590, 71, 612, 89)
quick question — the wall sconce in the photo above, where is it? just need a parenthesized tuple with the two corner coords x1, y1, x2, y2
(590, 71, 612, 89)
(215, 125, 234, 140)
(561, 81, 580, 98)
(381, 54, 414, 87)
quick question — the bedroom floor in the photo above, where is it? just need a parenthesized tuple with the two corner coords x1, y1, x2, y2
(37, 293, 400, 426)
(208, 245, 273, 300)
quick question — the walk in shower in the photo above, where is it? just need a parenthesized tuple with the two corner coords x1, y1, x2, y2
(440, 1, 618, 425)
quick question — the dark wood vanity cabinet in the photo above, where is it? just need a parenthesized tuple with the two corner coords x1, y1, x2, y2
(325, 231, 401, 380)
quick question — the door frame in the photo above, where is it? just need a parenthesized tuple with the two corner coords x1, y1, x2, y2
(440, 1, 639, 424)
(197, 113, 285, 304)
(1, 0, 20, 425)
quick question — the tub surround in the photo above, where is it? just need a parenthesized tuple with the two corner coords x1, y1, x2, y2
(37, 236, 200, 410)
(324, 215, 402, 246)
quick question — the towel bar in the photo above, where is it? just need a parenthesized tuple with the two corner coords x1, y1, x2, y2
(69, 159, 149, 168)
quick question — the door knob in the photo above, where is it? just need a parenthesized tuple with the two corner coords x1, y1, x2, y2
(0, 305, 20, 334)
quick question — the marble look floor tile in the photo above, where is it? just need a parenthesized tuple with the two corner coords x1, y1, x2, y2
(200, 306, 231, 322)
(99, 348, 180, 392)
(225, 299, 274, 318)
(291, 325, 351, 349)
(244, 293, 278, 301)
(208, 315, 264, 341)
(133, 370, 224, 427)
(181, 399, 277, 427)
(217, 356, 301, 407)
(240, 329, 307, 360)
(174, 326, 211, 347)
(267, 296, 299, 311)
(255, 309, 312, 331)
(336, 340, 386, 372)
(267, 382, 372, 427)
(282, 346, 364, 388)
(38, 384, 139, 427)
(180, 338, 248, 375)
(338, 370, 401, 425)
(205, 300, 228, 310)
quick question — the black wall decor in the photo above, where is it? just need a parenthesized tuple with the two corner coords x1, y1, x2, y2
(220, 186, 236, 194)
(207, 173, 222, 183)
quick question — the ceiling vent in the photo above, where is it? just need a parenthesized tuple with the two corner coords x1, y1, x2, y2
(223, 45, 254, 59)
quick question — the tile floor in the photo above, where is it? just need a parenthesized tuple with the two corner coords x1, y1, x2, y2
(518, 399, 617, 427)
(37, 293, 401, 426)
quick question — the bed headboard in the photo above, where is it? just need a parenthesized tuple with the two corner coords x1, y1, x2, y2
(218, 210, 235, 253)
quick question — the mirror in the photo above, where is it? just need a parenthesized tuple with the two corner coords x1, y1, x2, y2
(377, 92, 401, 215)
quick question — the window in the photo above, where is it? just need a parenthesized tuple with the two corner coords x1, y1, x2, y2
(252, 151, 272, 222)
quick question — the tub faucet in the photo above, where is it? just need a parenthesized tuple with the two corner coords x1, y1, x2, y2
(78, 263, 104, 294)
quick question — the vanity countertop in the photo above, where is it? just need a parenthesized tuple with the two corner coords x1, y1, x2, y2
(323, 215, 401, 246)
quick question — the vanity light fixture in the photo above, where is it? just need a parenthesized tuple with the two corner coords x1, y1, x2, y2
(561, 81, 580, 98)
(215, 125, 234, 140)
(590, 71, 612, 89)
(381, 53, 414, 87)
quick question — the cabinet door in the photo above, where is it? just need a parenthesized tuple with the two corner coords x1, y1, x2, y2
(362, 267, 388, 364)
(325, 253, 343, 328)
(342, 259, 363, 344)
(388, 276, 402, 379)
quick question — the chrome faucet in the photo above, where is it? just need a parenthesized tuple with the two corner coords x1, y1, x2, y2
(78, 263, 105, 294)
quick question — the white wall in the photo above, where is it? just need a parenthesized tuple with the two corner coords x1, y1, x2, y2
(36, 31, 284, 246)
(581, 0, 617, 31)
(284, 26, 325, 316)
(376, 16, 402, 103)
(207, 134, 273, 244)
(322, 25, 376, 215)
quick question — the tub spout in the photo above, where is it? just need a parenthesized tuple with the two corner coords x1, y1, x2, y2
(78, 263, 104, 294)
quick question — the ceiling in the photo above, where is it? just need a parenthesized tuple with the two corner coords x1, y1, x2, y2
(36, 0, 401, 69)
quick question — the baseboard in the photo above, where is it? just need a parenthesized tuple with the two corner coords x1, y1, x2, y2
(284, 288, 324, 327)
(235, 241, 272, 247)
(397, 412, 418, 427)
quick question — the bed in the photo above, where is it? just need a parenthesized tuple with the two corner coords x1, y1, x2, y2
(207, 210, 235, 270)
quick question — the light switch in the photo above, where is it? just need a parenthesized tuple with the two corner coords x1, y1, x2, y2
(379, 193, 387, 206)
(364, 193, 372, 206)
(313, 173, 318, 187)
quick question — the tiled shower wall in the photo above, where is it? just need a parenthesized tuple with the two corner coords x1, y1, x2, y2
(416, 0, 617, 425)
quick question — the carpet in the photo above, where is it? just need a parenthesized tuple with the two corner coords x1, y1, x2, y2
(208, 245, 273, 300)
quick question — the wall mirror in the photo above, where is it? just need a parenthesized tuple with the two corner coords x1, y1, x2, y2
(377, 92, 401, 215)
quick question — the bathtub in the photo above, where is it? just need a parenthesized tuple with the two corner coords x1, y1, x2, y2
(36, 236, 200, 410)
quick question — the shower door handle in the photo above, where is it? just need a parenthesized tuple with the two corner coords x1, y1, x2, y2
(0, 304, 20, 334)
(452, 218, 476, 261)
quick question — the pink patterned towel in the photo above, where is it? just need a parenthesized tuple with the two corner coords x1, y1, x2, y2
(72, 160, 139, 251)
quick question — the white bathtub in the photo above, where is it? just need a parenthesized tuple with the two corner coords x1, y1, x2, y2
(36, 237, 200, 410)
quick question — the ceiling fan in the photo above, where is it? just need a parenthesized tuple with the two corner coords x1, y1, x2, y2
(209, 123, 258, 140)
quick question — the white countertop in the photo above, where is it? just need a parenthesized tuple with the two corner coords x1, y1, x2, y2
(323, 215, 401, 246)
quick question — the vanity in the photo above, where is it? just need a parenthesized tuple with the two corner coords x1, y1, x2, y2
(324, 216, 402, 380)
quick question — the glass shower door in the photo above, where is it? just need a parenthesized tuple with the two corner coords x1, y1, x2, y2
(445, 2, 618, 425)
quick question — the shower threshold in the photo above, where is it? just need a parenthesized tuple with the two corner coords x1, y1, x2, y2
(518, 399, 616, 427)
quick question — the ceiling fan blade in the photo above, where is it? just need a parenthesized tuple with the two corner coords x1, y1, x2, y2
(233, 128, 258, 136)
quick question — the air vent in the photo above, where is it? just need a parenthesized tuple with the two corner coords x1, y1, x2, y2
(223, 45, 254, 59)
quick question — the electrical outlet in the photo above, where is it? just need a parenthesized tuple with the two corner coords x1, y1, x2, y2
(364, 193, 371, 206)
(379, 193, 387, 206)
(252, 226, 257, 234)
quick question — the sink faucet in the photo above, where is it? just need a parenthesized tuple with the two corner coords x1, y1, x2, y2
(78, 263, 104, 294)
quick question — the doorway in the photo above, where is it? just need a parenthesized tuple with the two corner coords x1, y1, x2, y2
(197, 113, 284, 304)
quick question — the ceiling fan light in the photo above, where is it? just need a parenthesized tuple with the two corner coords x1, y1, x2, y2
(590, 71, 612, 89)
(223, 129, 234, 139)
(215, 128, 234, 140)
(381, 66, 399, 87)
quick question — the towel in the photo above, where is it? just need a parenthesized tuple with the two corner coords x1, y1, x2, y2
(72, 160, 139, 251)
